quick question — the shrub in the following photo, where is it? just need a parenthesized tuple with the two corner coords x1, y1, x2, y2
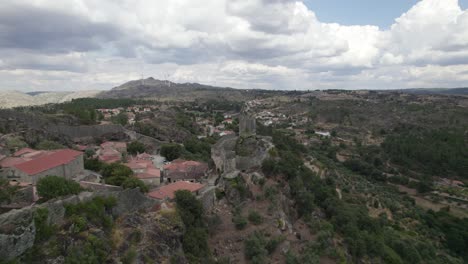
(36, 140, 65, 150)
(70, 215, 87, 233)
(84, 157, 104, 172)
(122, 247, 137, 264)
(245, 232, 268, 263)
(127, 141, 145, 155)
(65, 196, 117, 230)
(233, 213, 248, 230)
(160, 143, 183, 161)
(37, 176, 82, 200)
(248, 211, 263, 225)
(34, 208, 56, 242)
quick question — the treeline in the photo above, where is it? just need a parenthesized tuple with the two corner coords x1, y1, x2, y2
(382, 128, 468, 179)
(263, 130, 467, 263)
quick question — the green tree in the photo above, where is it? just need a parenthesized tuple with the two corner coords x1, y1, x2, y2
(127, 141, 146, 155)
(122, 177, 149, 192)
(112, 112, 128, 126)
(37, 176, 82, 200)
(101, 163, 133, 186)
(160, 143, 183, 161)
(174, 190, 211, 262)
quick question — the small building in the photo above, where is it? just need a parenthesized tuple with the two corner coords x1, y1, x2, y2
(147, 181, 205, 200)
(125, 155, 161, 186)
(162, 159, 208, 183)
(2, 149, 84, 184)
(135, 168, 161, 185)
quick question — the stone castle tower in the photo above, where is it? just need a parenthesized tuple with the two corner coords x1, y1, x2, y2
(239, 108, 256, 137)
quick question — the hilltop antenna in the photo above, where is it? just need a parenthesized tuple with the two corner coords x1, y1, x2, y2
(140, 63, 145, 85)
(166, 74, 171, 87)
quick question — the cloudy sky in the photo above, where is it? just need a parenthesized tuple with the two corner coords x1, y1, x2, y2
(1, 0, 468, 91)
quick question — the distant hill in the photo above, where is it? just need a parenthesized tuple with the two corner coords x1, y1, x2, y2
(98, 77, 279, 102)
(0, 90, 101, 109)
(396, 88, 468, 96)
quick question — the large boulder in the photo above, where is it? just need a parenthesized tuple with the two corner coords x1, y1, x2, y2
(0, 207, 36, 260)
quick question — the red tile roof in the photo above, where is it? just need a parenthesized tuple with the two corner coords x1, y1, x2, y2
(147, 181, 205, 200)
(136, 168, 161, 179)
(163, 159, 207, 172)
(14, 149, 83, 176)
(0, 157, 28, 168)
(124, 161, 147, 170)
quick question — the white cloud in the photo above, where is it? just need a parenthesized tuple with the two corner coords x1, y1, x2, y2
(0, 0, 468, 91)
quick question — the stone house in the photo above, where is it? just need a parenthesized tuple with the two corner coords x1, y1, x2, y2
(147, 181, 205, 200)
(162, 159, 208, 183)
(1, 149, 84, 184)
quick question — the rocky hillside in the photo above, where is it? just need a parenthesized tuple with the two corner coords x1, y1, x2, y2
(0, 90, 101, 109)
(98, 77, 279, 102)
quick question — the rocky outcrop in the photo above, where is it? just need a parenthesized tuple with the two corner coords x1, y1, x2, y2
(48, 124, 129, 143)
(0, 207, 36, 260)
(113, 210, 187, 263)
(0, 188, 158, 260)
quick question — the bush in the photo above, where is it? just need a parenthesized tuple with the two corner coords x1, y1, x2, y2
(70, 215, 87, 234)
(122, 177, 149, 192)
(233, 213, 248, 230)
(65, 196, 116, 230)
(248, 211, 263, 225)
(34, 208, 56, 242)
(37, 176, 82, 200)
(84, 157, 104, 172)
(245, 232, 268, 264)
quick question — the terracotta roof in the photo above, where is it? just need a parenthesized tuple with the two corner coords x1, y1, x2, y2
(13, 148, 36, 157)
(147, 181, 205, 200)
(136, 168, 161, 179)
(14, 149, 83, 176)
(163, 159, 207, 172)
(0, 157, 28, 168)
(22, 151, 48, 159)
(124, 161, 147, 170)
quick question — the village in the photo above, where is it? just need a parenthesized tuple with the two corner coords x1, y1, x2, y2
(0, 103, 255, 213)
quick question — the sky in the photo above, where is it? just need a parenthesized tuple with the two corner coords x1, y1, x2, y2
(1, 0, 468, 91)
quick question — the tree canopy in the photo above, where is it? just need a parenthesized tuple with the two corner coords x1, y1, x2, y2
(37, 176, 82, 200)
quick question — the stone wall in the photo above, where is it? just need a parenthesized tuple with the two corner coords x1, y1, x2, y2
(48, 124, 129, 143)
(0, 188, 159, 260)
(79, 181, 123, 192)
